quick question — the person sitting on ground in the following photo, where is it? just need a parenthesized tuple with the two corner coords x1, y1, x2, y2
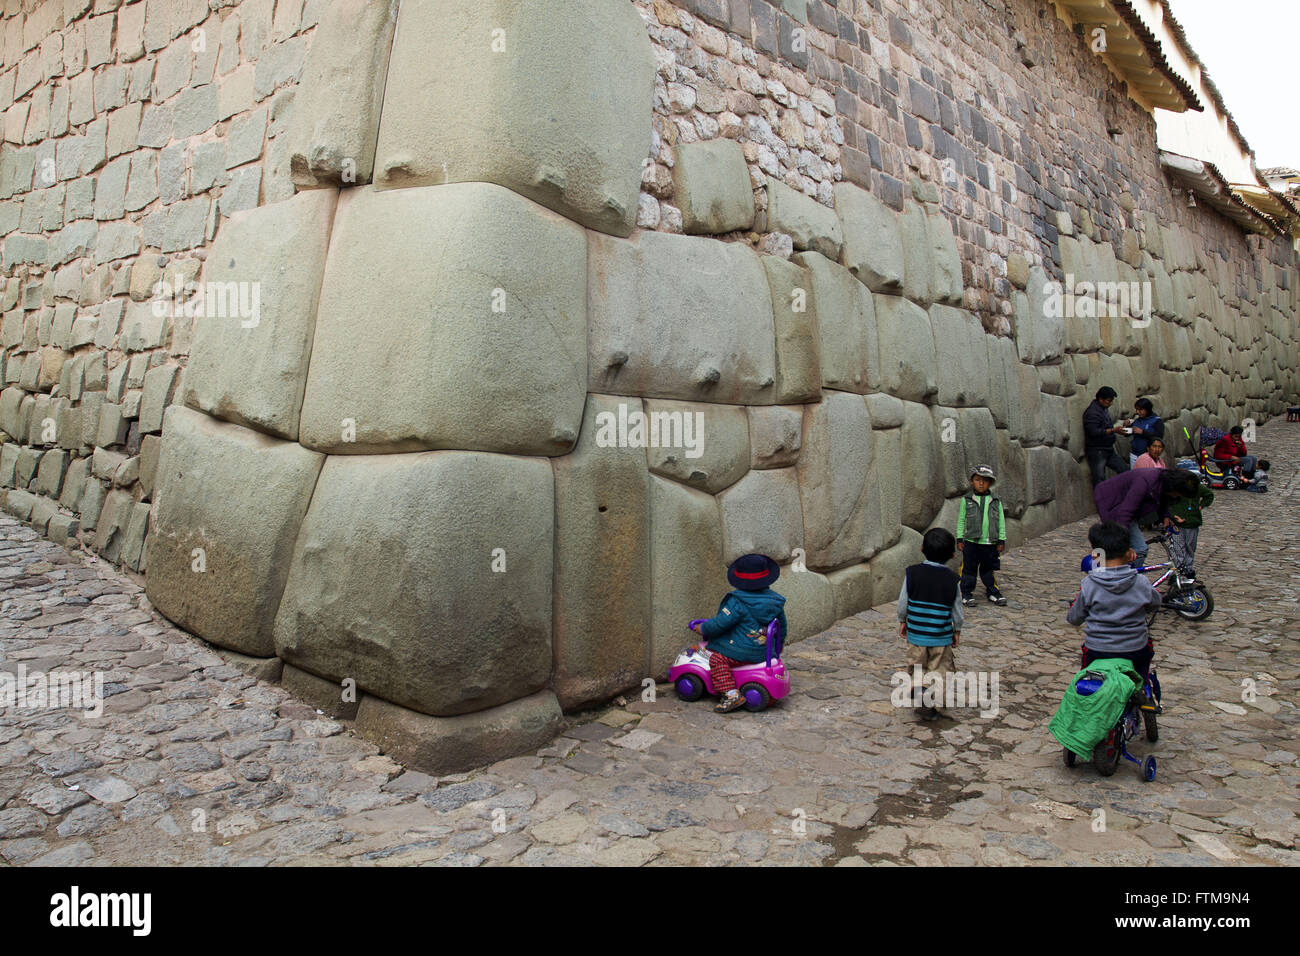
(1083, 386, 1131, 485)
(898, 528, 963, 721)
(1212, 426, 1258, 478)
(1128, 398, 1164, 469)
(955, 464, 1007, 607)
(688, 554, 788, 714)
(1093, 467, 1199, 568)
(1133, 436, 1167, 470)
(1068, 521, 1163, 683)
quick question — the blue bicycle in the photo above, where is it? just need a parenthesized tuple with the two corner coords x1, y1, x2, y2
(1061, 666, 1160, 781)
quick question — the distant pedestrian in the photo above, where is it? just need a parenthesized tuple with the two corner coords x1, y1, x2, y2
(1133, 437, 1167, 470)
(898, 529, 963, 721)
(1083, 387, 1131, 485)
(955, 465, 1007, 606)
(1128, 398, 1164, 469)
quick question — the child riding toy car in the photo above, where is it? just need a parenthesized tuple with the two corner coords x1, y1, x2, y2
(670, 619, 790, 712)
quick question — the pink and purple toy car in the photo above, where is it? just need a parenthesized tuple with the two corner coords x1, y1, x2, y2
(668, 619, 791, 711)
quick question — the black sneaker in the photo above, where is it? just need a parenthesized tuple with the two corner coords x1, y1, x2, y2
(962, 596, 977, 607)
(988, 594, 1007, 606)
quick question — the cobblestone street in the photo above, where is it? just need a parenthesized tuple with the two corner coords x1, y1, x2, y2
(1, 420, 1296, 867)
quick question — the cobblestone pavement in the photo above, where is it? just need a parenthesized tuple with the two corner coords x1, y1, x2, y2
(2, 420, 1297, 867)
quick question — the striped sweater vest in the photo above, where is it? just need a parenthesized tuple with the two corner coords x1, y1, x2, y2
(904, 563, 959, 646)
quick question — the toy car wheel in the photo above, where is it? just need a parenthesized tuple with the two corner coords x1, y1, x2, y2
(1062, 748, 1077, 768)
(1142, 755, 1157, 782)
(739, 682, 770, 712)
(1174, 584, 1213, 621)
(1223, 477, 1239, 490)
(674, 674, 705, 702)
(1091, 729, 1121, 777)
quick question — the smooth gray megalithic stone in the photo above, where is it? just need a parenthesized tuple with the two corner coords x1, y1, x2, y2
(868, 526, 922, 613)
(926, 208, 963, 304)
(1020, 500, 1059, 542)
(796, 391, 873, 569)
(747, 405, 802, 469)
(145, 406, 324, 657)
(1024, 445, 1057, 505)
(995, 430, 1027, 518)
(865, 392, 904, 429)
(827, 563, 873, 621)
(899, 203, 935, 305)
(771, 564, 835, 644)
(552, 394, 650, 711)
(648, 476, 726, 678)
(718, 466, 803, 564)
(1053, 447, 1094, 524)
(355, 690, 563, 777)
(767, 177, 842, 259)
(1040, 393, 1070, 449)
(1011, 361, 1045, 447)
(644, 399, 749, 494)
(288, 0, 398, 187)
(874, 294, 938, 403)
(761, 256, 821, 404)
(929, 304, 988, 407)
(183, 189, 337, 441)
(673, 140, 755, 235)
(873, 427, 903, 550)
(273, 451, 553, 717)
(1013, 265, 1063, 364)
(930, 406, 996, 499)
(792, 252, 876, 394)
(900, 400, 942, 530)
(282, 663, 360, 720)
(373, 0, 654, 237)
(589, 231, 776, 404)
(833, 182, 903, 292)
(299, 183, 587, 455)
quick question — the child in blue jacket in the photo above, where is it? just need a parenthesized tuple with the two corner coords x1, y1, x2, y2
(690, 554, 788, 713)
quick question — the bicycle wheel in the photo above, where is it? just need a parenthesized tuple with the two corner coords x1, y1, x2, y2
(1092, 727, 1121, 776)
(1174, 584, 1213, 621)
(1143, 708, 1158, 742)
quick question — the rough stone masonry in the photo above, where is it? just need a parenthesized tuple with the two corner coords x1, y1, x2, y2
(1, 0, 1296, 773)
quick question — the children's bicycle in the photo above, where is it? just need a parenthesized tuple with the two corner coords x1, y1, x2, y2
(1062, 666, 1161, 781)
(1140, 528, 1213, 622)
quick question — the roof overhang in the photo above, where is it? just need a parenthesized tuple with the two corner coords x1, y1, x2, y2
(1051, 0, 1203, 113)
(1232, 184, 1300, 239)
(1160, 151, 1281, 236)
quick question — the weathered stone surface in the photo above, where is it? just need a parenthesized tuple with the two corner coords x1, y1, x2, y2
(747, 405, 802, 469)
(899, 203, 935, 305)
(1024, 445, 1057, 506)
(929, 304, 988, 407)
(995, 431, 1028, 518)
(796, 392, 873, 569)
(900, 400, 943, 530)
(766, 177, 841, 259)
(673, 139, 754, 234)
(827, 562, 873, 620)
(589, 231, 775, 404)
(793, 252, 876, 394)
(719, 466, 802, 564)
(644, 399, 748, 493)
(931, 406, 997, 498)
(1013, 266, 1064, 364)
(872, 427, 904, 550)
(833, 182, 903, 292)
(926, 209, 963, 304)
(874, 294, 938, 403)
(761, 255, 820, 403)
(373, 0, 655, 236)
(282, 663, 359, 720)
(273, 452, 552, 716)
(288, 0, 398, 187)
(146, 406, 324, 656)
(138, 364, 179, 434)
(868, 526, 923, 612)
(299, 183, 587, 455)
(355, 690, 563, 776)
(552, 394, 650, 711)
(184, 189, 337, 441)
(648, 476, 726, 677)
(770, 565, 834, 644)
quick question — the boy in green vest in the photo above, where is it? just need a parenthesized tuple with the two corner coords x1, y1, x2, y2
(956, 465, 1007, 607)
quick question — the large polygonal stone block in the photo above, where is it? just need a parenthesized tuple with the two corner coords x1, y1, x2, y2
(929, 304, 988, 407)
(793, 251, 876, 394)
(926, 208, 963, 304)
(868, 526, 923, 612)
(874, 294, 938, 403)
(1024, 445, 1057, 506)
(649, 476, 726, 678)
(761, 255, 821, 404)
(796, 391, 873, 570)
(183, 189, 337, 441)
(833, 182, 903, 292)
(747, 405, 803, 469)
(899, 203, 935, 305)
(590, 231, 776, 404)
(827, 562, 874, 621)
(1053, 447, 1094, 524)
(552, 394, 649, 711)
(1011, 361, 1045, 446)
(373, 0, 655, 236)
(770, 565, 835, 643)
(146, 407, 324, 657)
(873, 427, 903, 550)
(673, 139, 755, 234)
(766, 177, 842, 259)
(1013, 266, 1063, 364)
(1020, 500, 1059, 542)
(900, 400, 942, 530)
(644, 399, 749, 494)
(719, 466, 803, 564)
(299, 183, 587, 455)
(274, 451, 553, 717)
(994, 430, 1027, 518)
(931, 406, 997, 499)
(356, 690, 564, 776)
(288, 0, 398, 188)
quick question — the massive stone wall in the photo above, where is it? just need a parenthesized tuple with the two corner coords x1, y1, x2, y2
(1, 0, 1296, 774)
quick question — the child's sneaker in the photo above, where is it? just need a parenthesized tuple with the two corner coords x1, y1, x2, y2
(962, 596, 977, 607)
(714, 691, 745, 713)
(988, 593, 1007, 606)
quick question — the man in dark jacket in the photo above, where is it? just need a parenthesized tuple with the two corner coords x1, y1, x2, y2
(1083, 387, 1130, 485)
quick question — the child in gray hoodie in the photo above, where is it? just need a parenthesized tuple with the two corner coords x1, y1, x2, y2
(1068, 521, 1163, 679)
